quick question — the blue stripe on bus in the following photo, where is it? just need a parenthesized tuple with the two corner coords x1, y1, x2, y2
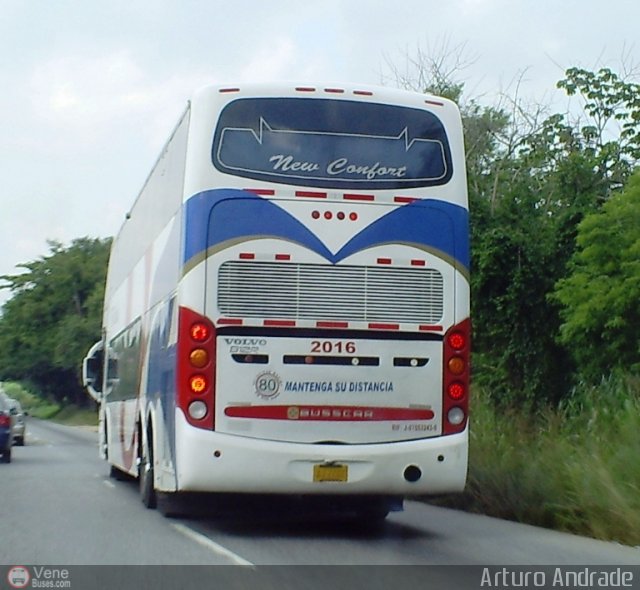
(183, 189, 469, 271)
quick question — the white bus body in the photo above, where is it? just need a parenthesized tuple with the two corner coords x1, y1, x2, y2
(84, 83, 470, 516)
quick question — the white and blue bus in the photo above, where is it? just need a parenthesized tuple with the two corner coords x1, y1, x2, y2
(83, 83, 470, 518)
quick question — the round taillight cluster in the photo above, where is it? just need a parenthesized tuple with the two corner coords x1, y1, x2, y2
(189, 322, 212, 400)
(178, 308, 216, 429)
(446, 331, 468, 400)
(443, 320, 470, 435)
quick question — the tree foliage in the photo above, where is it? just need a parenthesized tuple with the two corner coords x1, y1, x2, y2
(386, 50, 640, 403)
(558, 67, 640, 183)
(0, 237, 111, 405)
(553, 171, 640, 381)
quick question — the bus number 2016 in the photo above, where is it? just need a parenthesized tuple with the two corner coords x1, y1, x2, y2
(311, 341, 357, 354)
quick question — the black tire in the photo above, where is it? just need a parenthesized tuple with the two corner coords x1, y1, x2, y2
(351, 496, 396, 526)
(2, 447, 11, 463)
(157, 492, 183, 518)
(16, 437, 24, 447)
(101, 424, 109, 461)
(356, 507, 390, 523)
(139, 428, 157, 509)
(109, 464, 127, 481)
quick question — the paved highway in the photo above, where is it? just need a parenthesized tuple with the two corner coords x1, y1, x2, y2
(2, 419, 640, 568)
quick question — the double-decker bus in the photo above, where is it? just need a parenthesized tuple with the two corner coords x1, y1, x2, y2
(83, 83, 470, 519)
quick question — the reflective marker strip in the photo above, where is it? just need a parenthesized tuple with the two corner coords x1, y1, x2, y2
(316, 321, 349, 328)
(419, 325, 443, 332)
(246, 188, 275, 196)
(368, 323, 400, 330)
(243, 188, 427, 206)
(217, 318, 243, 325)
(264, 319, 296, 327)
(295, 191, 327, 199)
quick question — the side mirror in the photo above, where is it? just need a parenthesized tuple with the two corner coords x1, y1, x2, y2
(82, 340, 104, 402)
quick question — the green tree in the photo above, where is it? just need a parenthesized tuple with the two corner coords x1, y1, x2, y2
(558, 67, 640, 193)
(471, 66, 639, 404)
(385, 50, 640, 403)
(0, 237, 111, 405)
(553, 170, 640, 381)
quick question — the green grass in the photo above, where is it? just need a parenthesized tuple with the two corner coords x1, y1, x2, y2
(1, 382, 98, 426)
(49, 404, 98, 426)
(445, 374, 640, 545)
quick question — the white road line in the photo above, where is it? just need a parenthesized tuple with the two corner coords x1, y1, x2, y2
(103, 480, 116, 489)
(170, 523, 255, 567)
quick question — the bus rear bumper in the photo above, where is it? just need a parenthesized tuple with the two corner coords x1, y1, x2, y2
(173, 411, 468, 496)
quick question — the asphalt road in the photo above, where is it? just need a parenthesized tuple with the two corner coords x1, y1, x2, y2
(2, 418, 640, 572)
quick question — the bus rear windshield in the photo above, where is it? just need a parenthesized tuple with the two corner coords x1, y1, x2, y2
(212, 98, 453, 190)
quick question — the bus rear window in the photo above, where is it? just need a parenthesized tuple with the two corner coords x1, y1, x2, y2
(212, 98, 453, 190)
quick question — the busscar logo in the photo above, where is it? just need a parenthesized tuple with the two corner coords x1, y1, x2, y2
(7, 566, 30, 589)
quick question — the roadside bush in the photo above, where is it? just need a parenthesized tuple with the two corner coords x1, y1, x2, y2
(437, 375, 640, 545)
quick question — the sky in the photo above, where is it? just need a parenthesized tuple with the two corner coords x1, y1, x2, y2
(0, 0, 638, 308)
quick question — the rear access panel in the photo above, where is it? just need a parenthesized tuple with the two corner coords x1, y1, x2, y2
(215, 333, 443, 444)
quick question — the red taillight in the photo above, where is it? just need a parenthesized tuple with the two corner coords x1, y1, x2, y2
(447, 382, 466, 400)
(177, 307, 216, 430)
(447, 331, 466, 351)
(443, 319, 470, 435)
(0, 413, 10, 428)
(190, 322, 210, 342)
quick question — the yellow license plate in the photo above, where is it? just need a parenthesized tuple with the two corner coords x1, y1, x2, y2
(313, 463, 348, 482)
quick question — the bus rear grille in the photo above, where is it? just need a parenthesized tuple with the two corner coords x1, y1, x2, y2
(217, 261, 444, 324)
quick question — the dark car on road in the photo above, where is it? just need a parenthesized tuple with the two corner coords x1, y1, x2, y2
(8, 398, 25, 446)
(0, 391, 13, 463)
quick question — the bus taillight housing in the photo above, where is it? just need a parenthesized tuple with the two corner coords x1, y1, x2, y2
(177, 307, 216, 430)
(443, 318, 470, 435)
